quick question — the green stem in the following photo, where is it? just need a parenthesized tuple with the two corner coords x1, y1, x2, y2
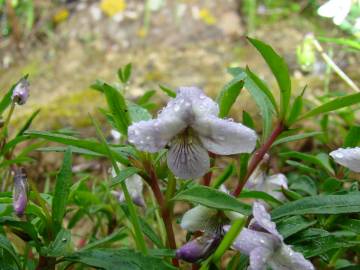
(0, 102, 15, 143)
(311, 37, 360, 92)
(91, 116, 148, 254)
(212, 217, 246, 263)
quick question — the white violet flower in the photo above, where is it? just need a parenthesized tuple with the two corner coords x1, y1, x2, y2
(329, 147, 360, 172)
(317, 0, 352, 25)
(225, 202, 314, 270)
(128, 87, 257, 179)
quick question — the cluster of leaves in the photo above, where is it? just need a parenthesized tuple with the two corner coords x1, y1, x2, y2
(0, 38, 360, 270)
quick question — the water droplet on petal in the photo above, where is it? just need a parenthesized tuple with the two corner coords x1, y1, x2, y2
(134, 129, 139, 135)
(185, 102, 191, 107)
(140, 140, 144, 144)
(146, 136, 151, 140)
(199, 95, 206, 100)
(174, 105, 180, 112)
(335, 152, 344, 159)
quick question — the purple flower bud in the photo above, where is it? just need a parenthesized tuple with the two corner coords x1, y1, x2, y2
(13, 168, 29, 216)
(11, 79, 30, 105)
(176, 233, 221, 263)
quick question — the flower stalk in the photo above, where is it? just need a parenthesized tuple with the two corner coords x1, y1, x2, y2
(233, 121, 284, 196)
(146, 164, 179, 266)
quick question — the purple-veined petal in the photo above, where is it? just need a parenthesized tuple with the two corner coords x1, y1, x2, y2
(13, 168, 28, 216)
(248, 246, 272, 270)
(167, 135, 210, 179)
(270, 244, 315, 270)
(193, 116, 257, 155)
(250, 202, 283, 241)
(181, 205, 220, 233)
(330, 147, 360, 172)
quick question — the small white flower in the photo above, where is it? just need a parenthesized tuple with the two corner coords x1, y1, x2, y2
(246, 169, 288, 202)
(225, 202, 314, 270)
(330, 147, 360, 172)
(317, 0, 352, 25)
(128, 87, 257, 179)
(111, 164, 145, 207)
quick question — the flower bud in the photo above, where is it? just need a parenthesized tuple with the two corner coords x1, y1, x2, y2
(12, 78, 30, 105)
(296, 34, 316, 73)
(13, 168, 29, 216)
(176, 233, 221, 263)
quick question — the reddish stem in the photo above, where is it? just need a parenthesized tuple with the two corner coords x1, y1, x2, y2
(233, 121, 284, 197)
(148, 167, 179, 267)
(202, 153, 216, 186)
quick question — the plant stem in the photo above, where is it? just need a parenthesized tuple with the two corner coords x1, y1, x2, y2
(202, 153, 215, 186)
(91, 116, 148, 254)
(233, 121, 284, 196)
(147, 165, 179, 267)
(311, 37, 360, 92)
(0, 102, 15, 144)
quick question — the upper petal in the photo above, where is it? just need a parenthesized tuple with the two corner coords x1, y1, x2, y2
(330, 147, 360, 172)
(181, 205, 220, 233)
(270, 244, 314, 270)
(128, 116, 187, 152)
(250, 202, 283, 241)
(175, 86, 219, 118)
(193, 116, 257, 155)
(167, 135, 210, 179)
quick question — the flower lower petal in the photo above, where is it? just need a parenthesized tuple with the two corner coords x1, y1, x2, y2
(270, 244, 314, 270)
(193, 116, 257, 155)
(249, 246, 272, 270)
(167, 136, 210, 179)
(330, 147, 360, 172)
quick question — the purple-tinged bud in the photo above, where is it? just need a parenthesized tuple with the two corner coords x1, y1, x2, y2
(11, 79, 30, 105)
(176, 233, 222, 263)
(13, 168, 29, 216)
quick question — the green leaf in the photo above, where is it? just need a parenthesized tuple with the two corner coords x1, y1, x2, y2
(118, 63, 132, 83)
(52, 148, 72, 234)
(212, 164, 235, 189)
(245, 67, 278, 114)
(239, 190, 282, 206)
(290, 175, 317, 196)
(276, 216, 316, 238)
(111, 167, 141, 186)
(127, 102, 152, 122)
(272, 193, 360, 219)
(344, 125, 360, 147)
(25, 130, 129, 165)
(102, 83, 131, 135)
(0, 217, 41, 245)
(217, 78, 244, 118)
(230, 67, 274, 139)
(242, 111, 254, 129)
(318, 37, 360, 50)
(247, 37, 291, 118)
(273, 132, 322, 147)
(137, 90, 156, 105)
(286, 93, 303, 126)
(172, 186, 251, 215)
(16, 109, 40, 137)
(42, 229, 72, 257)
(63, 249, 176, 270)
(83, 228, 127, 250)
(340, 218, 360, 234)
(159, 85, 176, 98)
(0, 234, 21, 269)
(280, 151, 334, 175)
(299, 92, 360, 120)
